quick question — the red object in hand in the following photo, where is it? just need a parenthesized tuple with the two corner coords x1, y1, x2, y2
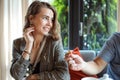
(72, 47, 82, 57)
(69, 47, 97, 80)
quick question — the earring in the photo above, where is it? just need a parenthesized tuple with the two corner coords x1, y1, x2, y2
(30, 22, 33, 27)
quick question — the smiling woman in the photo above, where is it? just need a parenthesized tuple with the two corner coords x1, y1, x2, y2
(10, 1, 70, 80)
(0, 0, 56, 80)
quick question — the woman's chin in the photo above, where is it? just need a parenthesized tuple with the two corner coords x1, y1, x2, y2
(44, 33, 49, 36)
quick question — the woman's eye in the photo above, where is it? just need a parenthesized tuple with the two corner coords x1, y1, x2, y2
(43, 17, 48, 20)
(42, 16, 53, 23)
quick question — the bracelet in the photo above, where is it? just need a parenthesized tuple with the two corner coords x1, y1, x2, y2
(22, 50, 30, 60)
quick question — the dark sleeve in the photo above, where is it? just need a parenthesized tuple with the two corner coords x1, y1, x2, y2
(38, 40, 70, 80)
(10, 39, 30, 80)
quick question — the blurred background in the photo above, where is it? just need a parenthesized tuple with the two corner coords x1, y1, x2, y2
(0, 0, 120, 80)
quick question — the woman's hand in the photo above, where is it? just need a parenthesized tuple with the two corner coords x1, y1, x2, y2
(23, 27, 34, 44)
(65, 52, 87, 71)
(23, 27, 34, 53)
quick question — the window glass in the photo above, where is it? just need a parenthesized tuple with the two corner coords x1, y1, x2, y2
(52, 0, 68, 49)
(83, 0, 118, 51)
(51, 0, 118, 50)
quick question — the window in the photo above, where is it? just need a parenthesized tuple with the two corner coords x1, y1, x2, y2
(52, 0, 69, 49)
(83, 0, 118, 51)
(52, 0, 118, 51)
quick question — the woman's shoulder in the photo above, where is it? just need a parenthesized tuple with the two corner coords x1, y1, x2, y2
(12, 37, 25, 53)
(13, 37, 25, 45)
(46, 36, 61, 42)
(46, 36, 62, 45)
(14, 37, 24, 42)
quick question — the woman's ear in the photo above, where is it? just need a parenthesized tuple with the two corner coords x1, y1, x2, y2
(29, 15, 33, 23)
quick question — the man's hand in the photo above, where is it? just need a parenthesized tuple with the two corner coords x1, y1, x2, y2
(65, 53, 87, 71)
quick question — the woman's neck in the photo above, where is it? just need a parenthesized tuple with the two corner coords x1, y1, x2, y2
(33, 33, 44, 48)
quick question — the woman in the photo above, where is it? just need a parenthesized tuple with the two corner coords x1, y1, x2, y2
(10, 1, 70, 80)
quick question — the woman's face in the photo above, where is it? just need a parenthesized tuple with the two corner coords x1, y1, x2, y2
(31, 7, 54, 35)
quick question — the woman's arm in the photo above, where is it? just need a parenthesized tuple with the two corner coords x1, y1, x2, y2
(10, 39, 30, 80)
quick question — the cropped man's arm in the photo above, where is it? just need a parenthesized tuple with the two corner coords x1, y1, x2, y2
(81, 57, 107, 75)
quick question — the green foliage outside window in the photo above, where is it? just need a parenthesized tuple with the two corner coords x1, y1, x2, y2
(52, 0, 117, 51)
(51, 0, 68, 49)
(83, 0, 117, 51)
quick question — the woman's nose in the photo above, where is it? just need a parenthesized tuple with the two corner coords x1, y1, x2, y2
(47, 19, 52, 27)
